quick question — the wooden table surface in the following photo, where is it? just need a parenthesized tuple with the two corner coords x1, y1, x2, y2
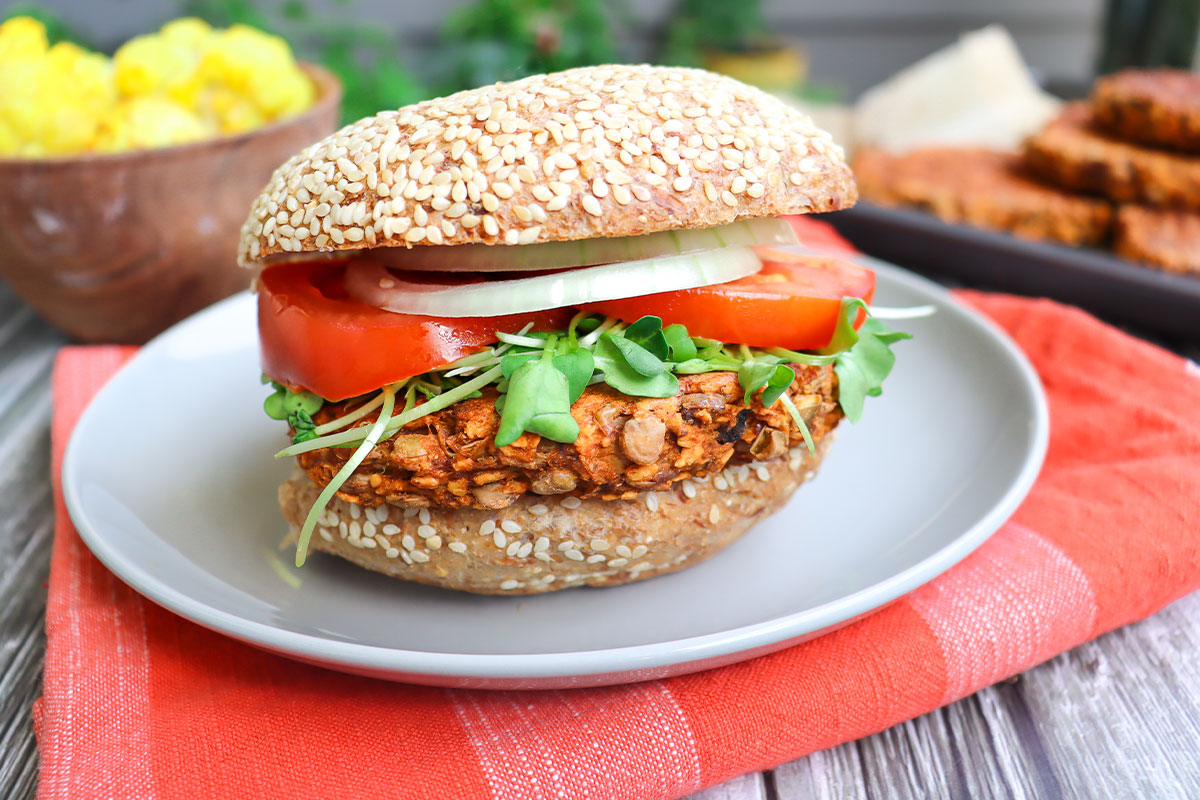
(2, 279, 1199, 799)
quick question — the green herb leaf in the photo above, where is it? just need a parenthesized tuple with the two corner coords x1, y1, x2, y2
(608, 335, 667, 377)
(738, 360, 794, 406)
(500, 350, 540, 378)
(663, 324, 698, 361)
(821, 297, 869, 356)
(673, 357, 721, 374)
(263, 381, 325, 421)
(553, 348, 595, 403)
(594, 335, 680, 397)
(834, 317, 911, 423)
(622, 316, 669, 360)
(494, 353, 580, 447)
(289, 409, 319, 444)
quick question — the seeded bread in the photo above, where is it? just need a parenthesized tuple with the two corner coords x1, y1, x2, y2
(238, 64, 856, 266)
(280, 441, 828, 595)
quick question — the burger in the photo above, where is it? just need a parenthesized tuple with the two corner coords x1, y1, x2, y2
(239, 64, 906, 595)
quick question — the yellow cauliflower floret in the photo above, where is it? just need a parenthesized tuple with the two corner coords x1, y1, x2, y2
(113, 33, 198, 97)
(159, 17, 212, 51)
(0, 118, 19, 155)
(32, 42, 115, 154)
(199, 24, 312, 117)
(0, 16, 48, 62)
(0, 15, 313, 155)
(96, 96, 215, 152)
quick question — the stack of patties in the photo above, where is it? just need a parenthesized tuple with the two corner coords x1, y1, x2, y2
(241, 65, 906, 595)
(854, 68, 1200, 277)
(1024, 70, 1200, 275)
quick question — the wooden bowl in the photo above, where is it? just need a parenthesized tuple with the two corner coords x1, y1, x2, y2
(0, 64, 341, 343)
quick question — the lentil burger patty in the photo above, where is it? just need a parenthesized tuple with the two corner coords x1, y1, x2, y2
(297, 365, 841, 510)
(1093, 69, 1200, 154)
(853, 147, 1112, 245)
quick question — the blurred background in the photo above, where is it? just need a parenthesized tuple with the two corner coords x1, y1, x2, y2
(0, 0, 1115, 116)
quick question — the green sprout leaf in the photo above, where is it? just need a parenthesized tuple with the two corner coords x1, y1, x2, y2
(494, 350, 580, 447)
(622, 316, 669, 361)
(553, 348, 595, 403)
(833, 316, 911, 423)
(263, 382, 324, 421)
(593, 335, 679, 397)
(663, 324, 697, 361)
(738, 360, 795, 406)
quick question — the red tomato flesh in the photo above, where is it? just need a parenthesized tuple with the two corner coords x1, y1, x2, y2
(587, 247, 875, 350)
(258, 260, 573, 400)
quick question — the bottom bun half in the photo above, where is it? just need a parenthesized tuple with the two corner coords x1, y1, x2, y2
(280, 440, 831, 595)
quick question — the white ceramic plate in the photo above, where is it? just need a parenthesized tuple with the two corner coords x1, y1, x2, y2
(63, 260, 1048, 689)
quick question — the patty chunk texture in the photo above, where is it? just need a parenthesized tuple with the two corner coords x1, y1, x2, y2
(295, 366, 840, 509)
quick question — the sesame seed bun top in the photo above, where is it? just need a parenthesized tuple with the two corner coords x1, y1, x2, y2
(238, 64, 857, 266)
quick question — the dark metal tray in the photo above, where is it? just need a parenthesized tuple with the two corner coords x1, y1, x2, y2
(827, 203, 1200, 339)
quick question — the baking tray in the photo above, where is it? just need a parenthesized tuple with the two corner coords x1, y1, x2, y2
(827, 203, 1200, 339)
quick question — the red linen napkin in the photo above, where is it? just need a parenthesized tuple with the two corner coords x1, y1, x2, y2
(36, 220, 1200, 799)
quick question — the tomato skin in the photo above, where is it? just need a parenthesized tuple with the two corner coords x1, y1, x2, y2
(258, 261, 572, 400)
(588, 247, 875, 350)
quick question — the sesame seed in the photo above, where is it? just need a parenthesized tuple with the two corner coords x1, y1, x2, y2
(506, 541, 521, 556)
(319, 529, 334, 543)
(500, 579, 520, 591)
(401, 535, 416, 551)
(709, 505, 721, 524)
(385, 547, 400, 559)
(645, 493, 660, 512)
(557, 542, 574, 552)
(581, 195, 602, 216)
(632, 545, 648, 558)
(348, 503, 361, 519)
(682, 480, 697, 499)
(427, 535, 443, 550)
(535, 537, 550, 552)
(516, 542, 533, 558)
(565, 549, 585, 562)
(360, 537, 376, 549)
(417, 524, 436, 539)
(501, 520, 522, 534)
(410, 550, 430, 563)
(530, 504, 549, 516)
(587, 554, 606, 564)
(590, 538, 611, 551)
(608, 558, 628, 567)
(493, 530, 507, 548)
(561, 496, 582, 510)
(534, 552, 553, 562)
(756, 466, 771, 482)
(480, 519, 496, 536)
(448, 541, 467, 553)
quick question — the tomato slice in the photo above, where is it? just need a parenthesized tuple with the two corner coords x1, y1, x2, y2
(587, 246, 875, 350)
(258, 260, 573, 400)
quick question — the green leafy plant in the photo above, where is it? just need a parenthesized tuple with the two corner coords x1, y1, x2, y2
(436, 0, 624, 93)
(659, 0, 768, 67)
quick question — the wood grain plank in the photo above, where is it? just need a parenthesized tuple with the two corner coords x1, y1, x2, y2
(0, 286, 62, 800)
(773, 592, 1200, 799)
(1020, 592, 1200, 798)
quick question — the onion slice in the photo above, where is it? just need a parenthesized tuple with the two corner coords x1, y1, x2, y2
(345, 246, 763, 317)
(365, 218, 796, 272)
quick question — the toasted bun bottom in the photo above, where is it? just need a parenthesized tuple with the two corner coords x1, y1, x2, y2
(280, 442, 829, 595)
